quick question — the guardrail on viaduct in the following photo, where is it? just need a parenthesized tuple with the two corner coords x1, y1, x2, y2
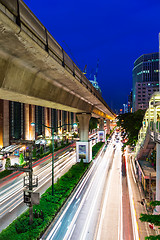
(0, 0, 114, 117)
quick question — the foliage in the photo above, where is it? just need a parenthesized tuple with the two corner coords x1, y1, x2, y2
(19, 153, 24, 165)
(49, 143, 53, 153)
(0, 169, 13, 179)
(106, 134, 110, 140)
(0, 161, 91, 240)
(72, 132, 78, 138)
(89, 117, 98, 131)
(32, 148, 37, 159)
(146, 150, 156, 169)
(92, 142, 104, 159)
(54, 141, 58, 149)
(5, 158, 11, 169)
(0, 142, 72, 181)
(40, 146, 43, 155)
(117, 109, 145, 146)
(61, 139, 64, 146)
(140, 201, 160, 239)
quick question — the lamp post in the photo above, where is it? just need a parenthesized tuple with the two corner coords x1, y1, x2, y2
(31, 122, 77, 196)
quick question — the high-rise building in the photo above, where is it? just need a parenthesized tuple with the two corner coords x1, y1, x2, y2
(132, 52, 159, 112)
(128, 90, 133, 113)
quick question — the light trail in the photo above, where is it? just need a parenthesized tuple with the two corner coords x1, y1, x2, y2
(125, 150, 140, 240)
(0, 152, 76, 218)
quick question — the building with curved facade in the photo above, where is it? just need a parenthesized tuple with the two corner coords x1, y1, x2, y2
(132, 52, 159, 112)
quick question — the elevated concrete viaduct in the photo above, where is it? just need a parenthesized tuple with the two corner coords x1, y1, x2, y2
(0, 1, 115, 162)
(0, 1, 115, 120)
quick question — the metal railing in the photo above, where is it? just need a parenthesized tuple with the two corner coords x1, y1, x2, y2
(0, 0, 115, 116)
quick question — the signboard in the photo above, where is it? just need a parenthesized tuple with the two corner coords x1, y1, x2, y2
(31, 192, 40, 205)
(98, 131, 105, 142)
(76, 141, 92, 163)
(79, 145, 86, 161)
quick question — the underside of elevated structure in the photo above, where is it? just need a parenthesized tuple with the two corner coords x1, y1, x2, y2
(0, 1, 115, 120)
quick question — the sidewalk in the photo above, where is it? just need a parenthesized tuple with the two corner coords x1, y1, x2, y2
(125, 148, 155, 239)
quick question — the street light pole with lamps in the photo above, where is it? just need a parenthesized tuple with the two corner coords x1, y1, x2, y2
(31, 122, 77, 196)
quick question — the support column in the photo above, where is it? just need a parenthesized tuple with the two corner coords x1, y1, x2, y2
(156, 143, 160, 213)
(44, 107, 50, 137)
(76, 113, 92, 163)
(24, 104, 29, 140)
(48, 108, 52, 138)
(0, 100, 9, 147)
(73, 113, 76, 124)
(3, 100, 9, 146)
(98, 118, 105, 142)
(66, 111, 69, 132)
(106, 119, 110, 135)
(30, 105, 35, 140)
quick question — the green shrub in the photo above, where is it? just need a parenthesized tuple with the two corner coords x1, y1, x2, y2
(19, 153, 24, 165)
(92, 142, 104, 159)
(0, 161, 91, 240)
(0, 169, 13, 179)
(5, 158, 11, 169)
(40, 146, 43, 155)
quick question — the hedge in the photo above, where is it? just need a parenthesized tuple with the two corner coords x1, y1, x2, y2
(92, 142, 104, 159)
(0, 161, 90, 240)
(0, 142, 104, 240)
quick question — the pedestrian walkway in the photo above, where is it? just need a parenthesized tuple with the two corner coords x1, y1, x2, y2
(125, 147, 155, 239)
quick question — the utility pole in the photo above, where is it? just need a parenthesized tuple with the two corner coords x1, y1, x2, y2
(29, 152, 33, 225)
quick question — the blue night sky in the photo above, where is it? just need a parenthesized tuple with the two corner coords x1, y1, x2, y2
(24, 0, 160, 112)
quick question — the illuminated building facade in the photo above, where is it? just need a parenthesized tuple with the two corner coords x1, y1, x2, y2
(0, 99, 76, 148)
(132, 52, 159, 112)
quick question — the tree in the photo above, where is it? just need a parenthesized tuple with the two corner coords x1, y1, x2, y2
(40, 146, 43, 155)
(117, 109, 145, 146)
(140, 201, 160, 239)
(32, 148, 37, 159)
(49, 143, 53, 153)
(19, 153, 24, 165)
(5, 158, 11, 169)
(89, 117, 98, 131)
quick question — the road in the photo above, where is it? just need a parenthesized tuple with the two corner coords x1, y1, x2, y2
(0, 134, 97, 232)
(0, 146, 76, 231)
(44, 133, 134, 240)
(43, 135, 120, 239)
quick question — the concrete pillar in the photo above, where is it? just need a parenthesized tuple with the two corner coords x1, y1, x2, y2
(76, 113, 92, 163)
(44, 107, 50, 137)
(98, 118, 105, 142)
(154, 104, 157, 132)
(73, 113, 76, 124)
(106, 119, 110, 134)
(24, 104, 29, 140)
(68, 112, 72, 132)
(99, 119, 104, 130)
(156, 143, 160, 213)
(57, 110, 62, 134)
(77, 113, 91, 141)
(30, 105, 35, 140)
(66, 111, 69, 132)
(49, 108, 52, 137)
(0, 100, 9, 148)
(3, 100, 9, 146)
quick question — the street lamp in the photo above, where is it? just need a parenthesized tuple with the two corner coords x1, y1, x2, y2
(31, 122, 77, 196)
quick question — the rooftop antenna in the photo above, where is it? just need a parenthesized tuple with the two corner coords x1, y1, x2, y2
(83, 65, 87, 75)
(94, 59, 99, 82)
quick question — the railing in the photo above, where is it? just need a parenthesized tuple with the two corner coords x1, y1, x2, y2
(0, 0, 114, 116)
